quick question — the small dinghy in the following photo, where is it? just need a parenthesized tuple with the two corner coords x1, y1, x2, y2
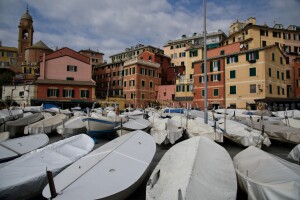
(115, 118, 151, 136)
(0, 134, 94, 200)
(233, 146, 300, 200)
(0, 133, 49, 162)
(146, 136, 237, 200)
(56, 115, 87, 138)
(43, 130, 156, 200)
(5, 113, 44, 137)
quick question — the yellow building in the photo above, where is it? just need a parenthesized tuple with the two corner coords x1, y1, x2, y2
(225, 45, 286, 109)
(0, 44, 18, 68)
(223, 19, 300, 98)
(164, 31, 227, 103)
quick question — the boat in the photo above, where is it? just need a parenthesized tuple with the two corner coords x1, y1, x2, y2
(24, 113, 68, 135)
(287, 144, 300, 162)
(115, 118, 151, 136)
(0, 133, 49, 162)
(216, 118, 271, 148)
(0, 107, 23, 132)
(0, 134, 94, 200)
(23, 104, 43, 113)
(146, 136, 237, 200)
(5, 113, 44, 138)
(42, 130, 156, 200)
(233, 146, 300, 200)
(124, 109, 145, 120)
(244, 119, 300, 144)
(82, 112, 122, 138)
(56, 115, 87, 138)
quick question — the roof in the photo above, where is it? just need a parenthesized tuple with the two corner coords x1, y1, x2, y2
(0, 46, 18, 52)
(21, 9, 32, 21)
(79, 49, 104, 55)
(43, 47, 90, 64)
(109, 45, 163, 58)
(27, 40, 52, 51)
(35, 79, 96, 86)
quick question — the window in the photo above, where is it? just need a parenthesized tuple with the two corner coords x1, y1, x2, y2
(142, 94, 145, 99)
(282, 88, 285, 95)
(277, 71, 280, 79)
(150, 81, 153, 88)
(250, 84, 256, 93)
(124, 81, 126, 87)
(230, 70, 236, 79)
(220, 50, 225, 55)
(269, 84, 272, 94)
(202, 89, 205, 97)
(142, 80, 145, 87)
(149, 69, 154, 77)
(286, 70, 290, 79)
(80, 90, 89, 98)
(284, 33, 291, 40)
(277, 86, 280, 95)
(294, 46, 299, 53)
(281, 72, 284, 80)
(190, 50, 198, 57)
(187, 84, 193, 92)
(280, 57, 283, 64)
(130, 80, 135, 86)
(294, 34, 299, 41)
(210, 60, 220, 72)
(47, 89, 59, 97)
(246, 51, 259, 61)
(199, 76, 205, 83)
(269, 68, 272, 77)
(63, 89, 74, 98)
(19, 91, 24, 97)
(262, 41, 267, 47)
(181, 61, 185, 66)
(230, 86, 236, 94)
(272, 53, 275, 61)
(130, 67, 135, 75)
(260, 30, 268, 36)
(273, 32, 281, 38)
(66, 77, 74, 80)
(131, 93, 134, 99)
(249, 68, 256, 76)
(286, 57, 290, 64)
(211, 74, 221, 81)
(67, 65, 77, 72)
(213, 89, 219, 96)
(227, 55, 238, 64)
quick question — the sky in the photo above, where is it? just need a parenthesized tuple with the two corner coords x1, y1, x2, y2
(0, 0, 299, 61)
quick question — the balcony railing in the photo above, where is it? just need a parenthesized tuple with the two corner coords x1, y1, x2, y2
(124, 58, 160, 68)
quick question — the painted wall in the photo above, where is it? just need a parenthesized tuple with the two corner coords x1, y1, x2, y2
(2, 84, 35, 106)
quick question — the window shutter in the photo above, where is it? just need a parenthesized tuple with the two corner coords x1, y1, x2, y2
(246, 53, 249, 61)
(87, 90, 89, 98)
(72, 90, 74, 98)
(201, 63, 204, 73)
(255, 51, 259, 59)
(210, 75, 213, 81)
(199, 77, 202, 83)
(67, 65, 69, 71)
(63, 90, 66, 97)
(235, 55, 238, 62)
(75, 66, 77, 72)
(56, 89, 59, 97)
(227, 57, 229, 64)
(47, 89, 50, 97)
(210, 62, 213, 72)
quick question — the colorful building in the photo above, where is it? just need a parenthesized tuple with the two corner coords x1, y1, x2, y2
(32, 47, 96, 108)
(79, 49, 104, 71)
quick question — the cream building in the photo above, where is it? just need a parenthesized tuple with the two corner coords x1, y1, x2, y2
(225, 45, 286, 109)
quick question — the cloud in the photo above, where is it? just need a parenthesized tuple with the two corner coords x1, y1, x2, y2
(0, 0, 299, 61)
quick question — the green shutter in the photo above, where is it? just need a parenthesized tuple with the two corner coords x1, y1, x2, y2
(56, 89, 59, 97)
(227, 57, 230, 64)
(210, 75, 213, 81)
(87, 90, 90, 98)
(246, 53, 249, 61)
(201, 63, 204, 73)
(218, 74, 221, 81)
(235, 55, 238, 62)
(210, 61, 213, 72)
(47, 89, 50, 97)
(255, 51, 259, 59)
(72, 90, 74, 98)
(63, 90, 66, 97)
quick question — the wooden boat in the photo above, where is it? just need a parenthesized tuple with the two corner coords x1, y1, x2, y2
(124, 109, 145, 120)
(233, 146, 300, 200)
(146, 136, 237, 200)
(0, 133, 49, 162)
(5, 113, 44, 137)
(24, 113, 68, 135)
(0, 134, 94, 200)
(82, 112, 122, 138)
(43, 130, 156, 200)
(115, 118, 151, 136)
(56, 115, 87, 138)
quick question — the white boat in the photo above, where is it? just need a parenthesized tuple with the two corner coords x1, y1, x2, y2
(124, 109, 145, 119)
(0, 133, 49, 162)
(0, 134, 94, 200)
(245, 119, 300, 144)
(0, 132, 10, 142)
(233, 146, 300, 200)
(24, 113, 68, 135)
(5, 113, 44, 137)
(23, 104, 43, 113)
(56, 115, 87, 138)
(288, 144, 300, 162)
(146, 136, 237, 200)
(0, 107, 23, 132)
(42, 130, 156, 200)
(116, 118, 151, 136)
(282, 118, 300, 128)
(216, 118, 271, 148)
(82, 112, 122, 138)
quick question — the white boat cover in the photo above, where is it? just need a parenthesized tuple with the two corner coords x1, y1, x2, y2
(118, 118, 150, 130)
(56, 115, 87, 136)
(43, 130, 156, 200)
(124, 110, 145, 119)
(282, 118, 300, 129)
(217, 118, 271, 148)
(146, 136, 237, 200)
(184, 117, 217, 140)
(23, 105, 43, 113)
(288, 144, 300, 162)
(0, 132, 9, 142)
(0, 134, 49, 162)
(246, 120, 300, 144)
(0, 134, 94, 200)
(233, 146, 300, 200)
(275, 110, 300, 119)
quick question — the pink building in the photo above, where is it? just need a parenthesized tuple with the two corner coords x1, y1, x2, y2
(156, 85, 175, 107)
(32, 47, 96, 108)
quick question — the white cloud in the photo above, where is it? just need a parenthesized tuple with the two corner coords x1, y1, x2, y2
(0, 0, 299, 61)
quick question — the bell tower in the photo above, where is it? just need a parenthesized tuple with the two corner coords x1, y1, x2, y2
(18, 6, 34, 62)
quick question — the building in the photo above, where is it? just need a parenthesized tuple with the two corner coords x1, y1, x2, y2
(2, 84, 35, 107)
(163, 30, 227, 105)
(32, 47, 96, 108)
(79, 49, 104, 71)
(222, 18, 300, 98)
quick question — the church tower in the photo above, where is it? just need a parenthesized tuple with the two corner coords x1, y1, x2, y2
(18, 6, 34, 62)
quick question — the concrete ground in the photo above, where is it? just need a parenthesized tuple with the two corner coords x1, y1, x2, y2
(35, 132, 298, 200)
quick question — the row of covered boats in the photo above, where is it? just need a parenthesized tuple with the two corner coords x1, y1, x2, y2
(0, 104, 300, 199)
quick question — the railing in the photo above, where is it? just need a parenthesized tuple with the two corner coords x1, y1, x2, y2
(124, 58, 160, 68)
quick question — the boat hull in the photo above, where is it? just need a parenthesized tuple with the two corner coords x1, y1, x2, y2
(82, 117, 120, 138)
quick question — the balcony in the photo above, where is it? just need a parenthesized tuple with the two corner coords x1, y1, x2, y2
(124, 58, 160, 68)
(248, 59, 256, 64)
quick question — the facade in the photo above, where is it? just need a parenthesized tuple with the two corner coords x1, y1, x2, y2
(294, 57, 300, 97)
(0, 44, 18, 68)
(164, 30, 227, 104)
(32, 47, 96, 108)
(223, 19, 300, 98)
(2, 84, 35, 107)
(79, 49, 104, 71)
(156, 85, 176, 107)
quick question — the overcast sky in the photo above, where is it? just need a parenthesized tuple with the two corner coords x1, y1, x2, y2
(0, 0, 299, 61)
